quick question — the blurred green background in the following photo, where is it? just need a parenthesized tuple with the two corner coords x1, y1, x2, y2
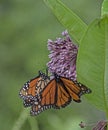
(0, 0, 105, 130)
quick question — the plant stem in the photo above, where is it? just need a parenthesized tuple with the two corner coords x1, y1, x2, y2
(12, 109, 29, 130)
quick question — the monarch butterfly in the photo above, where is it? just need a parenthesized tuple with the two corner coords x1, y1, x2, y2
(30, 73, 91, 116)
(19, 71, 50, 107)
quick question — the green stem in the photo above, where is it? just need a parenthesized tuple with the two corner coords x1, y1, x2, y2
(28, 117, 39, 130)
(12, 109, 29, 130)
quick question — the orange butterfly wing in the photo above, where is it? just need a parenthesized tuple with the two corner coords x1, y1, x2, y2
(41, 79, 71, 108)
(19, 76, 40, 99)
(19, 76, 40, 107)
(60, 77, 91, 102)
(30, 79, 71, 115)
(30, 80, 56, 115)
(54, 80, 71, 108)
(19, 71, 50, 107)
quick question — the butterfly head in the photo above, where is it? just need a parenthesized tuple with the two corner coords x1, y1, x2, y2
(53, 73, 61, 81)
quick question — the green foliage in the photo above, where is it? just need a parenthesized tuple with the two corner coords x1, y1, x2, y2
(77, 17, 108, 112)
(44, 0, 87, 43)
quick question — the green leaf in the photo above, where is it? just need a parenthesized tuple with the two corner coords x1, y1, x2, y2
(102, 0, 108, 16)
(77, 16, 108, 112)
(44, 0, 87, 43)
